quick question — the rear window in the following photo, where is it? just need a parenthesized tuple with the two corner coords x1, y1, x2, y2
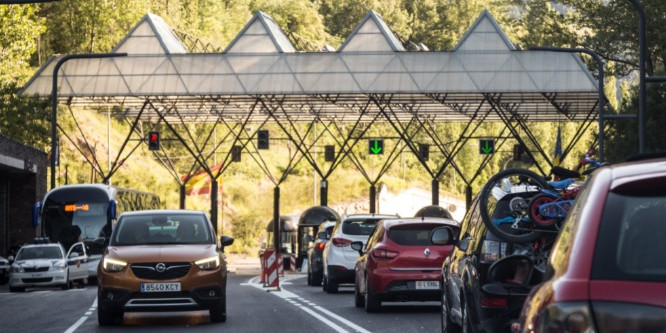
(342, 218, 383, 236)
(388, 224, 440, 246)
(592, 188, 666, 282)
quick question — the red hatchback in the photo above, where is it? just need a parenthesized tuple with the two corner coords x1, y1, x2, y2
(513, 156, 666, 332)
(352, 217, 460, 312)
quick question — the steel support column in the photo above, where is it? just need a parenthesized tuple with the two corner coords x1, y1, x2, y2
(180, 184, 186, 209)
(273, 186, 280, 252)
(211, 180, 219, 232)
(369, 184, 376, 214)
(320, 180, 328, 206)
(432, 179, 439, 205)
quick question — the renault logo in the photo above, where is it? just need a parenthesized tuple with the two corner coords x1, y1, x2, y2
(424, 248, 430, 257)
(155, 263, 166, 272)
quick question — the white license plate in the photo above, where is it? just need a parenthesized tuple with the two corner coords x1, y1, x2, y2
(415, 280, 440, 290)
(140, 282, 181, 292)
(31, 273, 43, 278)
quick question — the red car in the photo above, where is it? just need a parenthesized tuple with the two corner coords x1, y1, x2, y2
(512, 155, 666, 332)
(352, 217, 460, 312)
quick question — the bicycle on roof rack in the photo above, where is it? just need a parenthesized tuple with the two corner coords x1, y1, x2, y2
(477, 149, 608, 244)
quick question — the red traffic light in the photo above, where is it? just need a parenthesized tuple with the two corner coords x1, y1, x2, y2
(148, 131, 160, 150)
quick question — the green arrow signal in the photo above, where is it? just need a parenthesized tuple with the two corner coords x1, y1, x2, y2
(370, 140, 382, 154)
(481, 141, 493, 154)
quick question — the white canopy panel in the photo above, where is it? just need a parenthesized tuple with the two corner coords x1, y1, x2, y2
(19, 10, 600, 123)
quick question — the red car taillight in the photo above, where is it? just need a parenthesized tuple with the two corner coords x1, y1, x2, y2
(316, 242, 326, 251)
(372, 248, 399, 259)
(331, 237, 352, 247)
(538, 302, 597, 333)
(481, 296, 507, 308)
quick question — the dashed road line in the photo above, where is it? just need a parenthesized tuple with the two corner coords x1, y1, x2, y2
(63, 297, 96, 333)
(244, 275, 371, 333)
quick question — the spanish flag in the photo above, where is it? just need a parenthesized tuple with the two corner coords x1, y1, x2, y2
(181, 164, 222, 196)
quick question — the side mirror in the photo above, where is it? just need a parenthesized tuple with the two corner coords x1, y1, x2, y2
(487, 255, 535, 286)
(220, 235, 234, 252)
(68, 252, 80, 258)
(457, 237, 472, 251)
(317, 231, 329, 240)
(304, 235, 314, 243)
(350, 241, 363, 255)
(431, 226, 455, 245)
(8, 256, 14, 263)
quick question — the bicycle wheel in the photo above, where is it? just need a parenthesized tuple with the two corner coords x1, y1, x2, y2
(527, 193, 558, 227)
(479, 168, 550, 243)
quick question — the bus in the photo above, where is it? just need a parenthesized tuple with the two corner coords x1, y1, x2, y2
(33, 184, 161, 279)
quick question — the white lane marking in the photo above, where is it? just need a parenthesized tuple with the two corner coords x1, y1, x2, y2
(63, 297, 97, 333)
(245, 276, 371, 333)
(63, 316, 87, 333)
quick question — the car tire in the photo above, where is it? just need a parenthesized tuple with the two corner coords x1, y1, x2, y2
(312, 272, 322, 286)
(97, 308, 122, 326)
(307, 270, 314, 286)
(354, 283, 364, 307)
(322, 275, 328, 292)
(364, 278, 380, 313)
(62, 279, 72, 290)
(440, 279, 461, 333)
(460, 299, 474, 333)
(9, 286, 25, 292)
(326, 278, 338, 294)
(0, 276, 8, 285)
(209, 294, 227, 323)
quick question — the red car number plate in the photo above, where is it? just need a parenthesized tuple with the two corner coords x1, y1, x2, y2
(415, 281, 439, 290)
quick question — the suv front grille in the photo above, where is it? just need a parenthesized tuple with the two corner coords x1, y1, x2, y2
(130, 262, 191, 280)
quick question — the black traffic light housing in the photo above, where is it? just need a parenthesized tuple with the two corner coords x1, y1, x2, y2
(324, 145, 335, 162)
(231, 145, 242, 162)
(513, 144, 524, 161)
(148, 131, 160, 151)
(257, 130, 269, 149)
(418, 143, 429, 161)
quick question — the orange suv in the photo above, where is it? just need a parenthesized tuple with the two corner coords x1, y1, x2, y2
(97, 210, 234, 325)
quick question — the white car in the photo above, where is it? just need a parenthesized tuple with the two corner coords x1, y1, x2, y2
(322, 214, 398, 293)
(9, 242, 88, 292)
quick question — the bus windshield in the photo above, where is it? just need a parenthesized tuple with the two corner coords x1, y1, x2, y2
(43, 187, 110, 248)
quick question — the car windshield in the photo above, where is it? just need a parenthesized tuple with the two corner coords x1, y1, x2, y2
(112, 213, 212, 245)
(342, 218, 384, 236)
(16, 246, 63, 260)
(592, 187, 666, 282)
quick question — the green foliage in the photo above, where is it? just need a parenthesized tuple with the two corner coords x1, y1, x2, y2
(0, 85, 50, 148)
(0, 4, 45, 86)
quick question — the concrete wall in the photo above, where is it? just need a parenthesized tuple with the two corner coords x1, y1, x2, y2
(0, 134, 48, 256)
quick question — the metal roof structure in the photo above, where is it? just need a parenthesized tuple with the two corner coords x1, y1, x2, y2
(17, 10, 606, 228)
(20, 10, 599, 124)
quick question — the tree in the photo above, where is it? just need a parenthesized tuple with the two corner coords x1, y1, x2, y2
(0, 4, 45, 86)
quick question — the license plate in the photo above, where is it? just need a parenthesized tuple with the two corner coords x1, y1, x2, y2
(140, 282, 181, 292)
(415, 280, 439, 290)
(31, 273, 43, 278)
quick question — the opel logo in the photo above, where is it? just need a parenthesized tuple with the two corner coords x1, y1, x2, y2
(155, 263, 166, 272)
(424, 248, 430, 257)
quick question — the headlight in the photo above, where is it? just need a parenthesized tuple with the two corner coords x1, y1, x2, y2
(195, 256, 220, 270)
(103, 258, 127, 272)
(54, 261, 67, 270)
(10, 265, 24, 273)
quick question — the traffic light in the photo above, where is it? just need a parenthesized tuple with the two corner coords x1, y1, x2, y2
(148, 131, 160, 151)
(513, 144, 524, 161)
(231, 145, 241, 162)
(418, 143, 429, 161)
(479, 139, 495, 155)
(324, 145, 335, 162)
(368, 139, 384, 155)
(257, 130, 269, 149)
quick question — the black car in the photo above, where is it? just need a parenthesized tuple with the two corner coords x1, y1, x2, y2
(439, 195, 542, 333)
(306, 221, 336, 286)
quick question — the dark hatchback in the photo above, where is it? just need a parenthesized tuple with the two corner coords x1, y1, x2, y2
(306, 221, 336, 286)
(440, 195, 542, 333)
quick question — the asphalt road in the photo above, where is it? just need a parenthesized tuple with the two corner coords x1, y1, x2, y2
(0, 270, 440, 333)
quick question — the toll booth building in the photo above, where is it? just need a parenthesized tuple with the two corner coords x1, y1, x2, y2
(0, 134, 48, 256)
